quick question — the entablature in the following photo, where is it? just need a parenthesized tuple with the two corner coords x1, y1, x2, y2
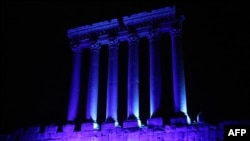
(67, 6, 184, 50)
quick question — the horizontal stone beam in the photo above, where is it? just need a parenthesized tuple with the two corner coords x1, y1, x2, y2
(67, 18, 119, 38)
(67, 6, 177, 40)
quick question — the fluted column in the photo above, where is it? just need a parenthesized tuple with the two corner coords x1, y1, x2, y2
(148, 29, 162, 118)
(67, 44, 82, 122)
(106, 37, 119, 124)
(86, 41, 101, 122)
(170, 28, 190, 124)
(127, 33, 140, 120)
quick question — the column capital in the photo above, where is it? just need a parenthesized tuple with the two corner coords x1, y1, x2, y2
(127, 33, 139, 44)
(90, 41, 101, 53)
(148, 28, 160, 40)
(108, 37, 120, 49)
(169, 28, 182, 37)
(70, 42, 82, 53)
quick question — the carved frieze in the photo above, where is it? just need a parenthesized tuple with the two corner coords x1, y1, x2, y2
(67, 19, 119, 38)
(67, 6, 181, 46)
(123, 6, 176, 26)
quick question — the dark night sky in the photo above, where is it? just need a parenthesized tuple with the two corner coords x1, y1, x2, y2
(1, 1, 250, 133)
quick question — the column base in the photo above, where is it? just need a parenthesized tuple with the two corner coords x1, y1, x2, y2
(170, 112, 191, 125)
(45, 124, 58, 134)
(102, 121, 119, 129)
(81, 122, 99, 131)
(62, 123, 75, 132)
(123, 119, 141, 128)
(147, 117, 164, 127)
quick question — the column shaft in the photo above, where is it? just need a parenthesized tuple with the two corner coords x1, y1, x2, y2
(106, 38, 119, 121)
(86, 42, 101, 122)
(67, 50, 82, 122)
(170, 28, 187, 114)
(127, 34, 140, 119)
(148, 29, 162, 118)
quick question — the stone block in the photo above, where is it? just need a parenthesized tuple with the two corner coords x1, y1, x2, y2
(101, 121, 119, 130)
(63, 124, 75, 132)
(81, 122, 99, 131)
(26, 125, 40, 134)
(45, 124, 58, 134)
(170, 114, 191, 125)
(147, 118, 163, 127)
(123, 119, 141, 128)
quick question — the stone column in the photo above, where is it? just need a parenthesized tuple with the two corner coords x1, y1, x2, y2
(85, 41, 101, 123)
(148, 29, 162, 117)
(103, 38, 119, 129)
(123, 33, 141, 128)
(147, 29, 163, 126)
(170, 28, 190, 124)
(67, 44, 82, 122)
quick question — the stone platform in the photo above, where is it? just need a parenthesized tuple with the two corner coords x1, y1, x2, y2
(1, 120, 250, 141)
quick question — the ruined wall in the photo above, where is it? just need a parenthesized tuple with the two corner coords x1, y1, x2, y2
(1, 124, 219, 141)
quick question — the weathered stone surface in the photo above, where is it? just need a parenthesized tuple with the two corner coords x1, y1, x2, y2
(2, 122, 250, 141)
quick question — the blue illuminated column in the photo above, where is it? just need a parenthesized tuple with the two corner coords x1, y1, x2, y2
(67, 44, 82, 122)
(86, 41, 101, 122)
(170, 28, 189, 123)
(127, 33, 140, 120)
(148, 29, 162, 118)
(106, 37, 119, 124)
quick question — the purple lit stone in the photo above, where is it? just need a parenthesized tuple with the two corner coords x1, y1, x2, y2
(86, 42, 101, 122)
(147, 118, 163, 127)
(127, 33, 140, 120)
(81, 122, 99, 131)
(67, 49, 82, 122)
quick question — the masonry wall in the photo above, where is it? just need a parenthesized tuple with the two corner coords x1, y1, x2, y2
(1, 124, 220, 141)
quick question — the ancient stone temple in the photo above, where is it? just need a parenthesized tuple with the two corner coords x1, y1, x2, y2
(1, 5, 249, 141)
(65, 5, 191, 130)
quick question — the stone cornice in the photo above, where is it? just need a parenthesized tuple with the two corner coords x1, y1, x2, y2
(122, 6, 176, 26)
(67, 19, 119, 39)
(67, 5, 181, 48)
